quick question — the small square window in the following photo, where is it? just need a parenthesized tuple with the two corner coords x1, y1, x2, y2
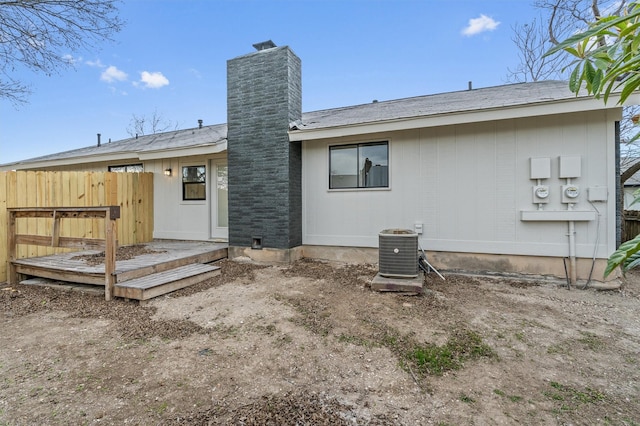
(329, 142, 388, 189)
(182, 165, 206, 200)
(108, 163, 143, 172)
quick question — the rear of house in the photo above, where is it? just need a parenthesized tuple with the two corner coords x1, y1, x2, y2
(293, 89, 621, 281)
(2, 42, 635, 282)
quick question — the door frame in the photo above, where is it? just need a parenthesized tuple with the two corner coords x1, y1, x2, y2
(210, 159, 228, 241)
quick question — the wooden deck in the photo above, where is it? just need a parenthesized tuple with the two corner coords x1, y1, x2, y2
(11, 240, 228, 301)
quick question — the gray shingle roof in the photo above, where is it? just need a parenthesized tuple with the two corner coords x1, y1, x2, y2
(4, 123, 227, 166)
(4, 80, 595, 167)
(291, 80, 580, 131)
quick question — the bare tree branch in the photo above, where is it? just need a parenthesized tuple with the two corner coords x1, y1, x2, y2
(534, 0, 625, 45)
(126, 109, 177, 137)
(621, 159, 640, 184)
(507, 18, 569, 82)
(546, 0, 563, 44)
(0, 0, 123, 106)
(509, 1, 639, 188)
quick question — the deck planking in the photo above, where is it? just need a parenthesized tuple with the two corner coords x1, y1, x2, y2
(114, 263, 221, 300)
(11, 240, 228, 299)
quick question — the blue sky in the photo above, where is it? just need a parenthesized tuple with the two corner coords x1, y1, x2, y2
(0, 0, 538, 164)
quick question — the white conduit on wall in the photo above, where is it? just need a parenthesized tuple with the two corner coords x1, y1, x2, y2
(568, 220, 577, 286)
(565, 177, 579, 287)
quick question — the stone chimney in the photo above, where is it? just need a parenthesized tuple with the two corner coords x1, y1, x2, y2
(226, 41, 302, 261)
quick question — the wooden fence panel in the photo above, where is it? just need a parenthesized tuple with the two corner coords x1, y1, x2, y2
(623, 210, 640, 242)
(0, 172, 6, 281)
(60, 171, 72, 243)
(35, 172, 47, 257)
(118, 172, 131, 244)
(25, 172, 38, 258)
(0, 171, 154, 283)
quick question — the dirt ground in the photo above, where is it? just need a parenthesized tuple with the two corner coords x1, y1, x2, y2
(1, 251, 639, 425)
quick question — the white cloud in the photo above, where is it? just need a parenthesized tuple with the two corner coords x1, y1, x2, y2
(86, 59, 105, 68)
(101, 65, 128, 83)
(462, 14, 500, 36)
(139, 71, 170, 89)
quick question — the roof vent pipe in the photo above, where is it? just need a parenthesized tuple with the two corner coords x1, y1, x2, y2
(198, 119, 203, 129)
(97, 133, 101, 147)
(468, 81, 473, 90)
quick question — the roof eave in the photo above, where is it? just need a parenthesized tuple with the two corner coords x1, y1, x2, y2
(289, 93, 635, 142)
(137, 141, 227, 160)
(0, 140, 228, 171)
(0, 152, 140, 171)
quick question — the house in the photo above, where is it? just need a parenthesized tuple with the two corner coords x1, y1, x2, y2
(3, 41, 637, 283)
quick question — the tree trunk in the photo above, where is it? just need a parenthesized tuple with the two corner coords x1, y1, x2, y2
(620, 159, 640, 184)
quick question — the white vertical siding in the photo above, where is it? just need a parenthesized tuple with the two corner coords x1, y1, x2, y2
(301, 110, 616, 259)
(150, 154, 226, 241)
(495, 120, 517, 242)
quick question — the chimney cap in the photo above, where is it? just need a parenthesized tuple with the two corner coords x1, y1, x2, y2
(253, 40, 276, 51)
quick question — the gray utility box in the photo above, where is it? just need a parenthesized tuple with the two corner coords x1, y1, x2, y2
(379, 229, 418, 278)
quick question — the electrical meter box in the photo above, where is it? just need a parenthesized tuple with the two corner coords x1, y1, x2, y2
(559, 156, 581, 178)
(530, 157, 551, 179)
(588, 186, 608, 202)
(562, 185, 580, 203)
(533, 185, 550, 203)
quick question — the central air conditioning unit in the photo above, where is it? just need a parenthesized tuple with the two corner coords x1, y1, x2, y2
(378, 229, 418, 278)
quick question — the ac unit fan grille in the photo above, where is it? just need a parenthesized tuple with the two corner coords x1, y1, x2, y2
(379, 229, 418, 278)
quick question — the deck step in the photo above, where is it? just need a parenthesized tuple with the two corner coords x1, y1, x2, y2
(113, 263, 220, 301)
(114, 246, 227, 282)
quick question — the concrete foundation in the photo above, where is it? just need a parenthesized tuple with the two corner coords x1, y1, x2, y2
(302, 245, 378, 265)
(300, 245, 617, 282)
(229, 246, 304, 264)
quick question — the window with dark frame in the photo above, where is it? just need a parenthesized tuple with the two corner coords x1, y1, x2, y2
(108, 164, 143, 172)
(182, 165, 206, 201)
(329, 141, 389, 189)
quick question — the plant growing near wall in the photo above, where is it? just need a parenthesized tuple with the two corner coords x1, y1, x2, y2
(547, 1, 640, 277)
(605, 194, 640, 276)
(547, 2, 640, 105)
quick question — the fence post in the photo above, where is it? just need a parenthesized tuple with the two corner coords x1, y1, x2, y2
(104, 207, 119, 301)
(7, 210, 17, 285)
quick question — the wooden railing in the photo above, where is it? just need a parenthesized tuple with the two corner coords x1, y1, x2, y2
(0, 171, 154, 283)
(7, 206, 120, 300)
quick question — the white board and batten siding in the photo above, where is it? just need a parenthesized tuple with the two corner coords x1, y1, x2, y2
(148, 154, 227, 242)
(301, 110, 617, 260)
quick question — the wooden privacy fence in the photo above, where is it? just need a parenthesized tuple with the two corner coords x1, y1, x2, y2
(0, 171, 154, 283)
(623, 210, 640, 242)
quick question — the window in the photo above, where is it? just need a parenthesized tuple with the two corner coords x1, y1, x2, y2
(182, 165, 206, 200)
(108, 164, 143, 172)
(329, 141, 388, 189)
